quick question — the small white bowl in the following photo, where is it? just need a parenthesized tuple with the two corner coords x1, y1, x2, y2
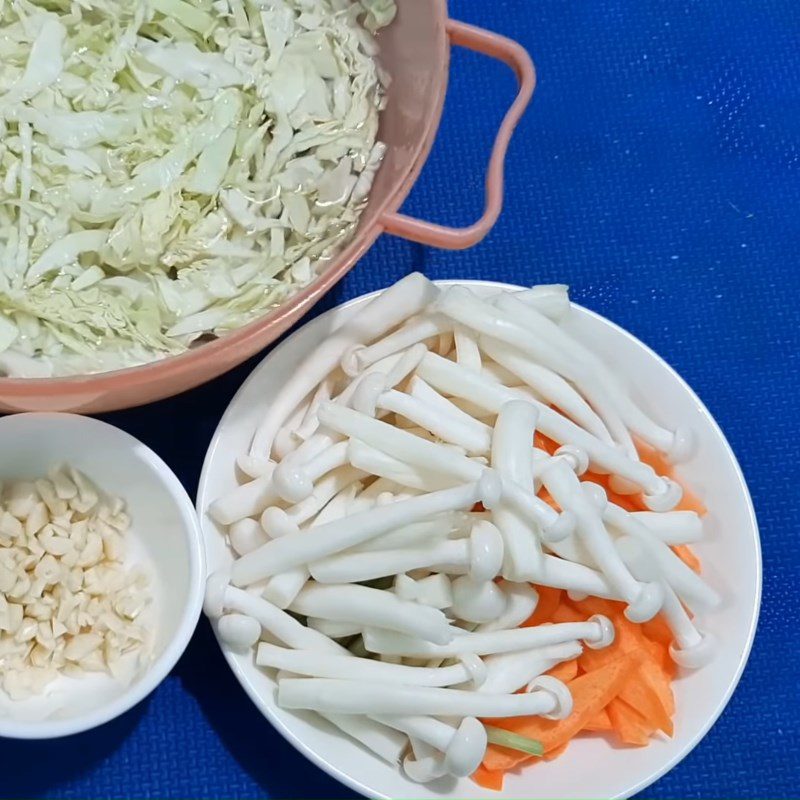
(197, 280, 761, 800)
(0, 413, 205, 739)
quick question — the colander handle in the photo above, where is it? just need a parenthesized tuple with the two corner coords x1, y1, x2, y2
(380, 19, 536, 250)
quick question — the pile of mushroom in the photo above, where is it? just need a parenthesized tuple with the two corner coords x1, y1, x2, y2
(205, 273, 719, 783)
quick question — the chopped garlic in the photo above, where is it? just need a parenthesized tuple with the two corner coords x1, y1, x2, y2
(0, 468, 152, 699)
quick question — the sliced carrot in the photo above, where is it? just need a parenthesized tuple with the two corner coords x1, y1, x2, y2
(482, 654, 637, 772)
(572, 599, 679, 693)
(639, 611, 676, 671)
(607, 698, 653, 746)
(472, 764, 504, 792)
(582, 707, 613, 732)
(522, 586, 562, 627)
(641, 614, 673, 647)
(571, 602, 646, 673)
(672, 544, 701, 574)
(642, 635, 676, 679)
(534, 432, 559, 455)
(550, 603, 585, 625)
(567, 596, 624, 618)
(546, 658, 579, 683)
(638, 656, 676, 718)
(617, 666, 674, 736)
(543, 741, 570, 761)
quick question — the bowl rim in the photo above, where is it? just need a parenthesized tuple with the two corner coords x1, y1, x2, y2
(197, 279, 762, 799)
(0, 412, 206, 740)
(0, 1, 452, 403)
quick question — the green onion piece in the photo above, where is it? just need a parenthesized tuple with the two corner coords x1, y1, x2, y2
(484, 725, 545, 757)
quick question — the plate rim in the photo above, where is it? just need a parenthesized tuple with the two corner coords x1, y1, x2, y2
(197, 279, 762, 800)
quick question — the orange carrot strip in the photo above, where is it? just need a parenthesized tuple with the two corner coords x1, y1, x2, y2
(642, 635, 676, 679)
(607, 697, 653, 746)
(550, 603, 585, 625)
(672, 544, 702, 574)
(522, 586, 562, 627)
(543, 741, 570, 761)
(534, 432, 559, 455)
(546, 658, 579, 683)
(566, 596, 624, 618)
(582, 707, 613, 732)
(481, 654, 637, 772)
(638, 656, 676, 719)
(617, 665, 674, 736)
(641, 614, 673, 646)
(568, 598, 655, 673)
(472, 765, 504, 792)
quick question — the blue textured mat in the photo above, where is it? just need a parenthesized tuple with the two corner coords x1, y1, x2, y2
(3, 0, 798, 797)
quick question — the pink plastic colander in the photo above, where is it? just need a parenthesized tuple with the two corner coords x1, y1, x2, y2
(0, 2, 535, 413)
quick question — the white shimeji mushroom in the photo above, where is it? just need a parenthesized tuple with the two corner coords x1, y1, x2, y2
(206, 277, 720, 784)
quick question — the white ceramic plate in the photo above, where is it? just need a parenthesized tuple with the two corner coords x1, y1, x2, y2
(197, 280, 761, 800)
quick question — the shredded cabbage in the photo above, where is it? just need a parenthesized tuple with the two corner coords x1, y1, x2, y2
(0, 0, 394, 377)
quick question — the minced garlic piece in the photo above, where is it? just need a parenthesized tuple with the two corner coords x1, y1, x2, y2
(0, 466, 151, 700)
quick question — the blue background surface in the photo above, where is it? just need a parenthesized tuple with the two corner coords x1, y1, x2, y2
(4, 0, 799, 797)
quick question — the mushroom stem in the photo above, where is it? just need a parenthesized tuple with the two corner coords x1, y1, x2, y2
(603, 502, 720, 612)
(417, 351, 672, 499)
(481, 337, 613, 444)
(372, 716, 487, 778)
(542, 461, 663, 622)
(204, 574, 347, 654)
(323, 713, 408, 765)
(346, 439, 457, 492)
(362, 617, 613, 658)
(208, 463, 278, 525)
(480, 641, 583, 694)
(491, 400, 543, 581)
(230, 477, 500, 586)
(394, 574, 453, 609)
(510, 284, 571, 321)
(629, 511, 703, 545)
(251, 272, 438, 459)
(341, 313, 448, 376)
(436, 286, 638, 458)
(378, 388, 491, 455)
(256, 643, 474, 686)
(292, 376, 334, 444)
(262, 476, 363, 609)
(262, 465, 364, 535)
(278, 678, 566, 719)
(273, 440, 349, 504)
(477, 581, 539, 632)
(289, 583, 455, 645)
(356, 515, 465, 553)
(454, 325, 482, 372)
(309, 520, 503, 585)
(496, 292, 691, 461)
(616, 536, 715, 669)
(307, 617, 363, 638)
(323, 402, 566, 535)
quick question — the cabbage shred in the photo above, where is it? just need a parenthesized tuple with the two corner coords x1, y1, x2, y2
(0, 0, 395, 377)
